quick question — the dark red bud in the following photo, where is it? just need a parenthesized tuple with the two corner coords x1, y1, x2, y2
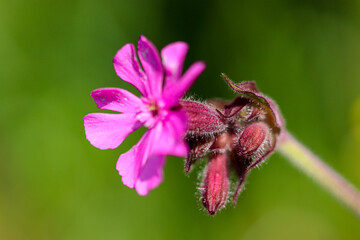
(238, 122, 268, 156)
(180, 100, 226, 135)
(202, 153, 229, 215)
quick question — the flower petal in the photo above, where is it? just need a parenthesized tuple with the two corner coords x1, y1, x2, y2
(137, 36, 163, 98)
(162, 61, 206, 107)
(152, 111, 189, 157)
(161, 42, 188, 86)
(113, 43, 147, 96)
(116, 111, 187, 195)
(135, 154, 165, 196)
(116, 129, 154, 189)
(91, 88, 142, 113)
(116, 139, 143, 189)
(84, 113, 141, 150)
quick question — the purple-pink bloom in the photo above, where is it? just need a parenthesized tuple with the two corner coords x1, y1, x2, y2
(84, 36, 205, 196)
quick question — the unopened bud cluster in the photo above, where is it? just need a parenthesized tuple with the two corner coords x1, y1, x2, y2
(181, 74, 284, 215)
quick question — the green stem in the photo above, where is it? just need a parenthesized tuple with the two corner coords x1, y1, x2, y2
(278, 132, 360, 218)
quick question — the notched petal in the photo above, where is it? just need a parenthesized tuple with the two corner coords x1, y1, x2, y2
(161, 41, 189, 83)
(84, 113, 142, 150)
(162, 61, 206, 107)
(113, 44, 147, 95)
(91, 88, 142, 113)
(151, 111, 189, 157)
(137, 35, 163, 98)
(135, 155, 166, 196)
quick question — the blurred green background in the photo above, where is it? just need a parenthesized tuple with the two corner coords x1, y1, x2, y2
(1, 0, 360, 239)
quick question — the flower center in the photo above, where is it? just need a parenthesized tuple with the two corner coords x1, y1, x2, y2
(148, 101, 159, 117)
(137, 98, 168, 128)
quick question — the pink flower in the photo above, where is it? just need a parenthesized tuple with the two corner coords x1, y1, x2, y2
(84, 36, 205, 196)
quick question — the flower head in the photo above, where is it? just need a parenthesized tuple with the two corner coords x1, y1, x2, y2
(181, 74, 284, 214)
(84, 36, 205, 195)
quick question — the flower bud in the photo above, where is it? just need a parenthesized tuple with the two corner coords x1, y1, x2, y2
(182, 75, 284, 214)
(180, 100, 226, 135)
(201, 153, 229, 215)
(238, 122, 268, 156)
